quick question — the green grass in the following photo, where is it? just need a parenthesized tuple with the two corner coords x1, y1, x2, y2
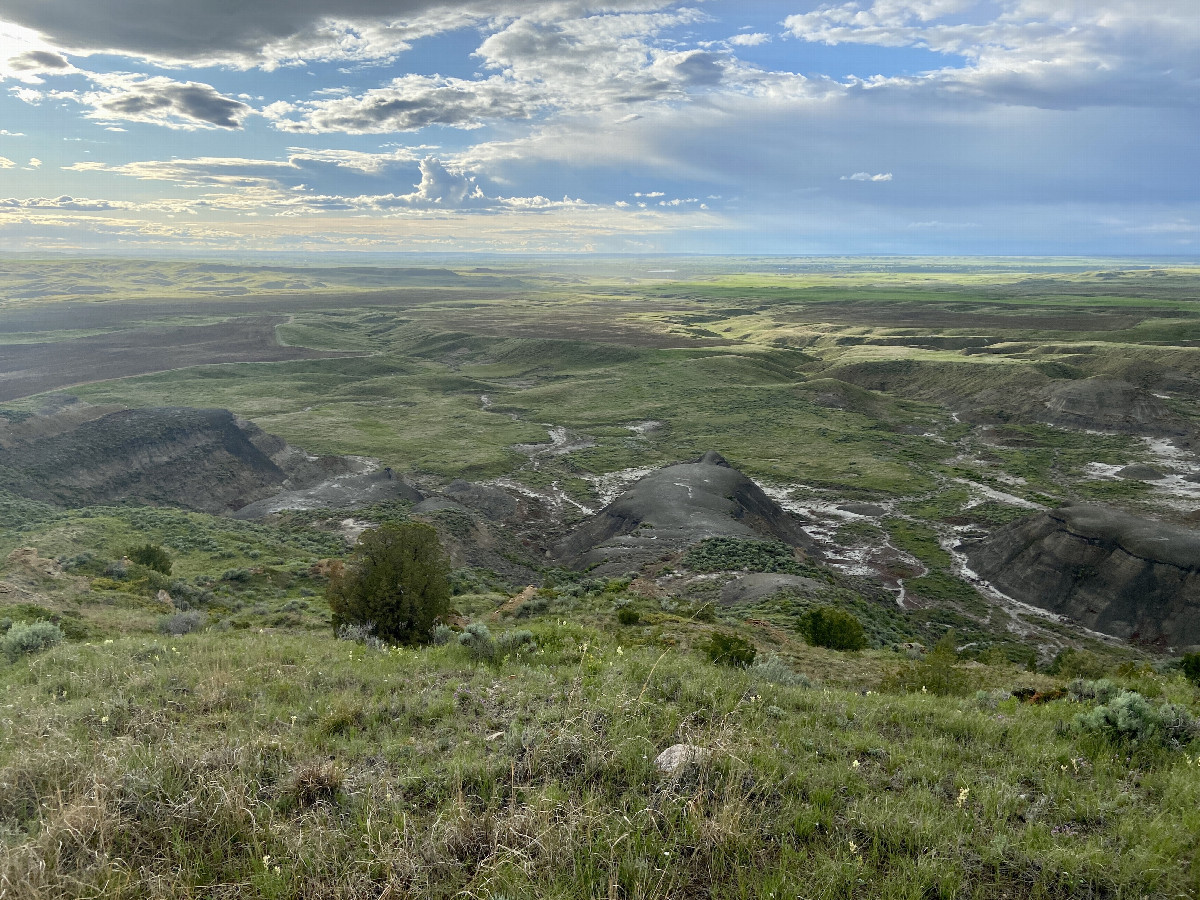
(0, 621, 1196, 898)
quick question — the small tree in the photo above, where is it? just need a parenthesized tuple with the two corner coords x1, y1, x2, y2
(327, 523, 450, 646)
(1179, 652, 1200, 687)
(127, 543, 172, 575)
(798, 605, 867, 651)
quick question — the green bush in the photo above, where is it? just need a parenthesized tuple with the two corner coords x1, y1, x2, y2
(1076, 690, 1198, 748)
(702, 631, 757, 668)
(617, 606, 641, 626)
(1049, 647, 1108, 679)
(127, 543, 172, 576)
(430, 623, 455, 645)
(1181, 652, 1200, 686)
(797, 605, 867, 651)
(749, 653, 812, 687)
(882, 631, 975, 697)
(327, 523, 450, 646)
(158, 611, 205, 636)
(458, 623, 495, 662)
(2, 621, 64, 662)
(682, 537, 806, 574)
(495, 629, 536, 658)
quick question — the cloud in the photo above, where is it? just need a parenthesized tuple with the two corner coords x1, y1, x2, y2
(0, 0, 679, 67)
(784, 0, 1200, 110)
(728, 32, 770, 47)
(7, 48, 71, 70)
(78, 74, 253, 129)
(841, 172, 893, 181)
(0, 195, 135, 210)
(0, 156, 14, 167)
(264, 75, 538, 133)
(0, 130, 23, 135)
(25, 156, 40, 167)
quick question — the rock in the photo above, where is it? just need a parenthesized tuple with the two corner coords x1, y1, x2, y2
(1043, 378, 1176, 434)
(1117, 465, 1165, 481)
(5, 548, 62, 577)
(962, 503, 1200, 645)
(720, 573, 821, 606)
(654, 744, 712, 774)
(156, 589, 173, 606)
(555, 451, 817, 574)
(442, 480, 519, 522)
(0, 406, 358, 514)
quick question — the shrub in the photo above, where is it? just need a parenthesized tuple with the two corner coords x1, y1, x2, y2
(495, 629, 537, 658)
(1048, 647, 1108, 679)
(682, 537, 805, 574)
(1181, 652, 1200, 687)
(127, 543, 172, 575)
(617, 606, 641, 626)
(458, 623, 496, 662)
(1076, 690, 1198, 748)
(327, 523, 450, 646)
(749, 653, 812, 687)
(336, 622, 388, 652)
(798, 605, 867, 651)
(2, 621, 63, 662)
(702, 631, 757, 668)
(1068, 678, 1120, 704)
(882, 630, 975, 697)
(158, 611, 205, 636)
(430, 623, 455, 645)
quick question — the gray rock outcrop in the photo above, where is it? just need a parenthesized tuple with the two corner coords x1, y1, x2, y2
(556, 450, 816, 574)
(962, 503, 1200, 646)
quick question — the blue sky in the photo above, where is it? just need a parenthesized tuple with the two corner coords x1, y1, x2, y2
(0, 0, 1196, 255)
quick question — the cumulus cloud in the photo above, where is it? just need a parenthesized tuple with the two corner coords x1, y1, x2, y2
(0, 0, 678, 67)
(264, 75, 537, 133)
(7, 49, 71, 70)
(0, 156, 14, 167)
(78, 75, 253, 129)
(784, 0, 1200, 110)
(842, 172, 893, 181)
(728, 32, 770, 46)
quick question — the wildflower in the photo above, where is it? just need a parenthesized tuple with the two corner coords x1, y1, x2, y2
(103, 639, 114, 645)
(263, 855, 271, 867)
(848, 840, 859, 853)
(851, 760, 860, 769)
(956, 788, 969, 807)
(616, 646, 623, 655)
(921, 685, 928, 694)
(100, 716, 109, 724)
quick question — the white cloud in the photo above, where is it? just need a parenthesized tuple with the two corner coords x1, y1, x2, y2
(0, 156, 14, 167)
(264, 75, 539, 133)
(728, 32, 770, 46)
(25, 156, 40, 167)
(0, 130, 23, 135)
(842, 172, 893, 181)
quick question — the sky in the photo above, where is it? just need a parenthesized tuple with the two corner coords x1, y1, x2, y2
(0, 0, 1196, 256)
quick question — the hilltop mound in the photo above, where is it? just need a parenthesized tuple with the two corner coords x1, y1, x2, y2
(556, 450, 816, 574)
(962, 503, 1200, 647)
(0, 404, 358, 514)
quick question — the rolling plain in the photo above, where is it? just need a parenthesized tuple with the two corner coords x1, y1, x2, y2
(1, 256, 1199, 898)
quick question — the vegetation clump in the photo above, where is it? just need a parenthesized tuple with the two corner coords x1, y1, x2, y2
(127, 542, 173, 575)
(158, 611, 205, 636)
(883, 631, 976, 696)
(797, 605, 868, 651)
(1, 621, 63, 662)
(1181, 652, 1200, 686)
(1076, 690, 1198, 748)
(702, 631, 757, 668)
(682, 537, 805, 574)
(458, 622, 496, 662)
(327, 523, 450, 646)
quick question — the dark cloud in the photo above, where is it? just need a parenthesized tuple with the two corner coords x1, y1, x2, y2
(8, 49, 71, 70)
(85, 76, 253, 128)
(266, 75, 536, 133)
(0, 0, 669, 65)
